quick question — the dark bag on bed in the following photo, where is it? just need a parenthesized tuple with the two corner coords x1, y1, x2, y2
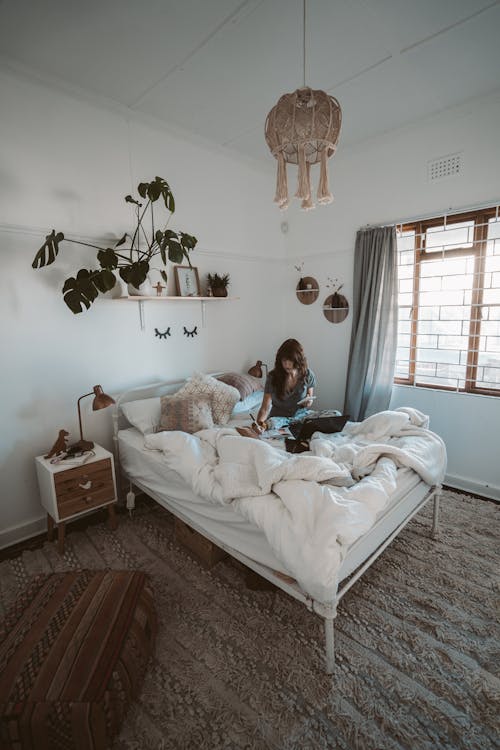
(285, 437, 310, 454)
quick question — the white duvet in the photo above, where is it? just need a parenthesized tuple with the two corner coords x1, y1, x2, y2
(144, 408, 446, 602)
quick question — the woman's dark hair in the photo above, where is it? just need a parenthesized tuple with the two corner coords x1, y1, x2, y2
(271, 339, 308, 398)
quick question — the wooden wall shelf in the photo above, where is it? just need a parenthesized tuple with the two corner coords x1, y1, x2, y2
(120, 295, 238, 301)
(296, 277, 319, 305)
(323, 293, 349, 323)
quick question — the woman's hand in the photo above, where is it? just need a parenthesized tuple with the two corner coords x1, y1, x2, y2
(251, 420, 267, 434)
(302, 398, 314, 409)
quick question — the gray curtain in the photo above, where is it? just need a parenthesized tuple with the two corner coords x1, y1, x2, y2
(344, 226, 398, 421)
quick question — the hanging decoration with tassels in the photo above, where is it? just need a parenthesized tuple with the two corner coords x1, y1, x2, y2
(264, 1, 342, 211)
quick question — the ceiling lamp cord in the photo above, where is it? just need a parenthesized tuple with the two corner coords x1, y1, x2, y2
(303, 0, 306, 88)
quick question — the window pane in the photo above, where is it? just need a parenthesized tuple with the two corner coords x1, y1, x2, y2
(424, 221, 474, 252)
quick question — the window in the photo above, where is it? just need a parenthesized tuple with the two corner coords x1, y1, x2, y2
(395, 206, 500, 396)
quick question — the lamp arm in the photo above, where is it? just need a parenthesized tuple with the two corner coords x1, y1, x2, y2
(77, 391, 94, 442)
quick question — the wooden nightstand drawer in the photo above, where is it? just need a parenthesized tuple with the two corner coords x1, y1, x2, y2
(57, 486, 115, 519)
(54, 458, 114, 519)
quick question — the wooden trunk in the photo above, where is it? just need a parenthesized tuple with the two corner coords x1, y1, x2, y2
(174, 518, 227, 568)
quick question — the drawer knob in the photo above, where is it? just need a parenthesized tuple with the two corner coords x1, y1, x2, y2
(79, 480, 92, 490)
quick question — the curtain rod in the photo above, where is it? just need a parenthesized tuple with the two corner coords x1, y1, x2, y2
(363, 198, 500, 230)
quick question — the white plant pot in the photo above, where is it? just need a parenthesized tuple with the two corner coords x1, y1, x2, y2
(127, 277, 154, 296)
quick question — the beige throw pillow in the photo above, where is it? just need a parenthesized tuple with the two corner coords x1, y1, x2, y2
(158, 395, 214, 433)
(176, 373, 240, 425)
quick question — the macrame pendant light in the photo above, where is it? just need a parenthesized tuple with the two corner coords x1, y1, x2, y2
(265, 2, 341, 211)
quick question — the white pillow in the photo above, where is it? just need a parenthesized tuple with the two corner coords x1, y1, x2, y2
(121, 397, 161, 435)
(231, 390, 263, 415)
(176, 373, 240, 425)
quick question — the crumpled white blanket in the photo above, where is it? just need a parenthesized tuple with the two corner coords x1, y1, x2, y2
(144, 408, 446, 603)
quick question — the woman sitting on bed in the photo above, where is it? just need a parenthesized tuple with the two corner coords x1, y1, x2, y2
(254, 339, 315, 431)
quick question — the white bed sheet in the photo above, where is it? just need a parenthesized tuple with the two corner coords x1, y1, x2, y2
(118, 426, 425, 580)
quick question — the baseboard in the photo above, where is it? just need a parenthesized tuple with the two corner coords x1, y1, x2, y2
(444, 473, 500, 502)
(0, 515, 47, 551)
(0, 499, 135, 552)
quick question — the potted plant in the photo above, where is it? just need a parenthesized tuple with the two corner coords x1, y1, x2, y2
(294, 261, 307, 290)
(326, 276, 345, 307)
(32, 176, 197, 313)
(207, 273, 230, 297)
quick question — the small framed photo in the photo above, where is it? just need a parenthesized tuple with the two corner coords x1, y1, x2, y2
(174, 266, 201, 297)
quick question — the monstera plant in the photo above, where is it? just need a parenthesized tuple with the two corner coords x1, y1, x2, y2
(32, 176, 197, 313)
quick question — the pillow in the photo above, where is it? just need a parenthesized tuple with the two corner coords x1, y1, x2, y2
(176, 373, 240, 425)
(121, 397, 161, 435)
(158, 395, 214, 433)
(231, 390, 263, 415)
(216, 372, 263, 401)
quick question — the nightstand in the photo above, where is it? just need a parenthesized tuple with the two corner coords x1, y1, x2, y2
(35, 445, 118, 554)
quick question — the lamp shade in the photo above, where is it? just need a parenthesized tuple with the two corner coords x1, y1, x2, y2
(92, 385, 115, 410)
(265, 87, 341, 210)
(248, 360, 267, 379)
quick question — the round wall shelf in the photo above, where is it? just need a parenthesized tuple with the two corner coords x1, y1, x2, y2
(296, 276, 319, 305)
(323, 293, 349, 323)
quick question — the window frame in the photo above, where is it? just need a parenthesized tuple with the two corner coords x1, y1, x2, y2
(395, 206, 499, 397)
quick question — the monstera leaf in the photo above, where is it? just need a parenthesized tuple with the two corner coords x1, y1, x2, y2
(118, 261, 150, 288)
(62, 269, 116, 314)
(137, 176, 175, 213)
(32, 231, 65, 268)
(155, 230, 197, 265)
(97, 248, 119, 269)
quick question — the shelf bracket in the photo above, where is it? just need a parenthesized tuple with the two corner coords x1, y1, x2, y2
(201, 300, 206, 328)
(138, 300, 145, 331)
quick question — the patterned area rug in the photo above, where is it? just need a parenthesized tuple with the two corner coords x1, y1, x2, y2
(0, 489, 498, 750)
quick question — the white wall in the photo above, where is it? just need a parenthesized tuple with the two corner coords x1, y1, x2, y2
(0, 69, 286, 547)
(283, 91, 500, 499)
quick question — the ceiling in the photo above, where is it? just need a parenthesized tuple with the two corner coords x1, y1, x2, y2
(1, 0, 499, 164)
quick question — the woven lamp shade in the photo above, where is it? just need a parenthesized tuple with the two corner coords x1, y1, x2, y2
(265, 86, 341, 211)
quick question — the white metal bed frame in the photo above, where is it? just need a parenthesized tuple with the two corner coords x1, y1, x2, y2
(112, 379, 441, 674)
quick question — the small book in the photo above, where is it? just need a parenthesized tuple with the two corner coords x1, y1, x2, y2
(261, 426, 293, 439)
(58, 451, 94, 466)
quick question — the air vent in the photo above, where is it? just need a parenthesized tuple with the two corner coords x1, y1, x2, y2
(428, 153, 462, 182)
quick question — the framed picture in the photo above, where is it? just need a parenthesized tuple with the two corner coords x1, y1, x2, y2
(174, 266, 201, 297)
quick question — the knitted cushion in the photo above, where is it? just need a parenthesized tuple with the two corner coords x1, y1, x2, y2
(158, 394, 214, 433)
(0, 570, 156, 750)
(176, 373, 240, 425)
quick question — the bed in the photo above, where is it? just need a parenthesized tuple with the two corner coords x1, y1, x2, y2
(112, 375, 446, 673)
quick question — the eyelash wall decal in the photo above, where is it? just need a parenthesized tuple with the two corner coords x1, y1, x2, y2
(183, 326, 198, 338)
(154, 327, 171, 339)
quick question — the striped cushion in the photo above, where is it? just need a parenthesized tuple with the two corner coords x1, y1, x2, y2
(216, 372, 263, 401)
(0, 570, 156, 750)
